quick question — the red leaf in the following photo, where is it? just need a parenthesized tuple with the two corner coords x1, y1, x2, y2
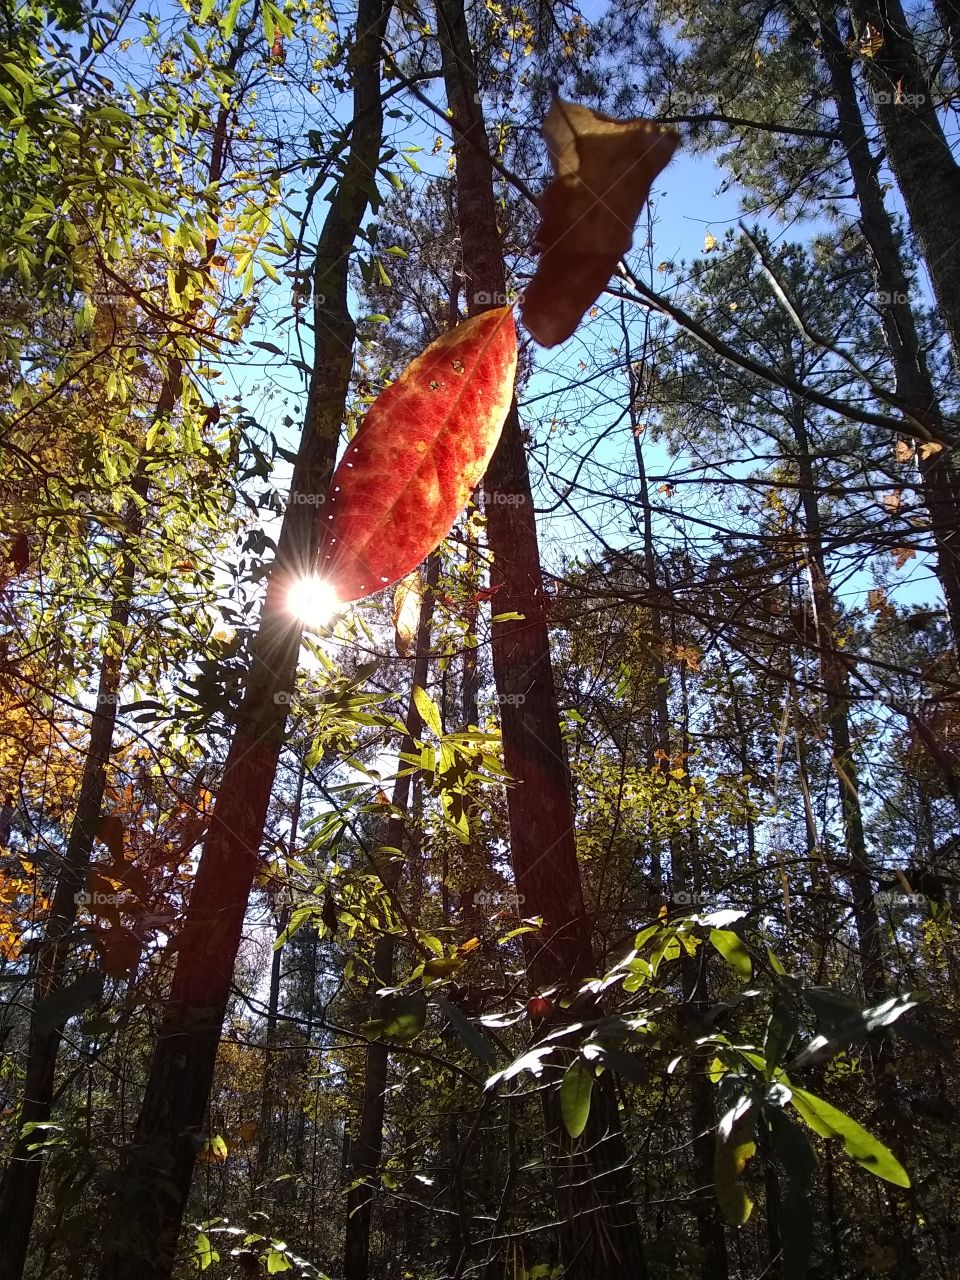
(521, 97, 679, 348)
(317, 307, 517, 603)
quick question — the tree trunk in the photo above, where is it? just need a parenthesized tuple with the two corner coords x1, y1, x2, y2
(94, 6, 391, 1274)
(255, 757, 305, 1192)
(843, 0, 960, 366)
(819, 12, 960, 655)
(0, 528, 134, 1280)
(344, 555, 439, 1280)
(791, 399, 885, 998)
(436, 3, 648, 1274)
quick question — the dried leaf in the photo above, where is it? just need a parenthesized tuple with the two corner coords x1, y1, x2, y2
(882, 489, 902, 514)
(860, 23, 884, 57)
(704, 231, 718, 253)
(393, 570, 423, 657)
(892, 546, 916, 569)
(894, 439, 914, 463)
(919, 440, 944, 459)
(867, 587, 889, 614)
(317, 308, 517, 603)
(520, 97, 679, 347)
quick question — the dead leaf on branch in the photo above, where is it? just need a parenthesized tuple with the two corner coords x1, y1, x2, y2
(317, 307, 517, 603)
(892, 546, 916, 569)
(520, 97, 679, 348)
(919, 440, 944, 459)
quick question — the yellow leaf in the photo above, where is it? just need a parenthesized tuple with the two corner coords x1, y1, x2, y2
(704, 231, 718, 253)
(919, 440, 944, 459)
(392, 570, 423, 658)
(894, 439, 914, 463)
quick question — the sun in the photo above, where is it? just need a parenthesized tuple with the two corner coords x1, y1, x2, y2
(287, 576, 340, 627)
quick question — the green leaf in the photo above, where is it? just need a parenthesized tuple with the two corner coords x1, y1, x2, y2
(789, 1088, 910, 1187)
(198, 0, 217, 20)
(709, 928, 752, 979)
(763, 997, 796, 1073)
(435, 994, 497, 1067)
(362, 992, 427, 1043)
(265, 1246, 291, 1273)
(194, 1232, 219, 1271)
(766, 1107, 817, 1280)
(713, 1097, 756, 1225)
(220, 0, 242, 40)
(413, 685, 443, 737)
(589, 1045, 649, 1084)
(560, 1058, 594, 1139)
(790, 992, 920, 1069)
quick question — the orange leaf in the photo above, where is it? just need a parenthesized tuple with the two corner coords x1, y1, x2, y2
(892, 546, 916, 569)
(894, 439, 914, 463)
(317, 308, 517, 603)
(882, 489, 902, 514)
(520, 97, 679, 347)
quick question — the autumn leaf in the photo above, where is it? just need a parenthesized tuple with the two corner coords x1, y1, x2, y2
(520, 97, 679, 347)
(393, 570, 423, 658)
(859, 22, 884, 57)
(919, 440, 944, 459)
(882, 490, 902, 514)
(894, 439, 914, 464)
(892, 546, 916, 569)
(317, 307, 517, 603)
(704, 231, 718, 253)
(196, 1134, 229, 1165)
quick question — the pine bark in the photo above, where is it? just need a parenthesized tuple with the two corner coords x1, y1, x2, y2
(436, 2, 648, 1273)
(843, 0, 960, 366)
(819, 12, 960, 655)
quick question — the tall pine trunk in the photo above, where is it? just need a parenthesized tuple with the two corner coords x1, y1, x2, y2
(436, 3, 648, 1273)
(819, 12, 960, 655)
(842, 0, 960, 366)
(791, 399, 885, 998)
(94, 5, 391, 1272)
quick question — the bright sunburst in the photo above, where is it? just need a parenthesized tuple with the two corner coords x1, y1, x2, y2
(287, 576, 340, 627)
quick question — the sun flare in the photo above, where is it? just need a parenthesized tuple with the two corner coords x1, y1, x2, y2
(288, 576, 340, 627)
